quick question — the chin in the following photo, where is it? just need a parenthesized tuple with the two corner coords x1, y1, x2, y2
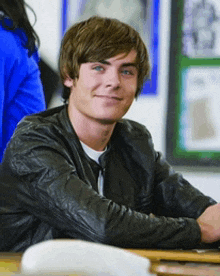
(96, 116, 122, 125)
(93, 109, 128, 124)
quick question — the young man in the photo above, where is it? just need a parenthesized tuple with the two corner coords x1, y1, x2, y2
(0, 16, 219, 252)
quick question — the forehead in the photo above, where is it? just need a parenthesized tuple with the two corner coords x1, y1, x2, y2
(105, 50, 137, 64)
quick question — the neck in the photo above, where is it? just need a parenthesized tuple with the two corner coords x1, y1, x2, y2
(68, 106, 115, 151)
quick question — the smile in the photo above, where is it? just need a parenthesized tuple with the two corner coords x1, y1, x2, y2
(95, 95, 122, 101)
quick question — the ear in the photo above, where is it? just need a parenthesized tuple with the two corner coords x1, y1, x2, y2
(64, 76, 74, 87)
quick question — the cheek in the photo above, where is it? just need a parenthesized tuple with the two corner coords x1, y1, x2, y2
(126, 84, 137, 99)
(75, 80, 94, 97)
(82, 74, 101, 88)
(124, 78, 137, 94)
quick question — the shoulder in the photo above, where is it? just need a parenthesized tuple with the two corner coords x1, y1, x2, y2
(0, 23, 39, 62)
(116, 118, 152, 138)
(111, 119, 154, 153)
(18, 105, 65, 125)
(3, 106, 69, 160)
(0, 24, 31, 74)
(12, 106, 69, 140)
(0, 25, 20, 54)
(111, 119, 156, 167)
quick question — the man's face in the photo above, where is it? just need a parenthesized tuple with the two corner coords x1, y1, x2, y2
(65, 50, 138, 124)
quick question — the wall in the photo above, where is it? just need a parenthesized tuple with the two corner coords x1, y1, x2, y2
(26, 0, 61, 70)
(25, 0, 220, 202)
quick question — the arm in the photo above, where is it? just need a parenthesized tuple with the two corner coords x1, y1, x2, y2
(150, 152, 220, 246)
(6, 51, 46, 134)
(153, 152, 216, 219)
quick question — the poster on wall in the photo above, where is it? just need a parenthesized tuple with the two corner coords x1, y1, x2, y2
(166, 0, 220, 167)
(62, 0, 160, 95)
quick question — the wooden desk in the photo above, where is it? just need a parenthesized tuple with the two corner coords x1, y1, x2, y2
(0, 249, 219, 275)
(128, 249, 220, 275)
(0, 252, 22, 274)
(128, 249, 220, 264)
(150, 261, 220, 276)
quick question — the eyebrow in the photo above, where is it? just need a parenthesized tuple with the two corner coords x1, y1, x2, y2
(99, 60, 138, 68)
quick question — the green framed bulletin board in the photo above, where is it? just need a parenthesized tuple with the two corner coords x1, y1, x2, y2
(166, 0, 220, 167)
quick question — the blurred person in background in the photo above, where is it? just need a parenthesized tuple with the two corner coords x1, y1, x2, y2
(0, 0, 46, 162)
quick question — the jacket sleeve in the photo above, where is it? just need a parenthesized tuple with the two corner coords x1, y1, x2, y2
(1, 122, 203, 250)
(0, 28, 46, 161)
(152, 152, 217, 219)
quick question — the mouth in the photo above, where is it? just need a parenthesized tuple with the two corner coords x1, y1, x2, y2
(95, 95, 123, 101)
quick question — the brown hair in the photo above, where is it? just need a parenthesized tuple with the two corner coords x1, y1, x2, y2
(59, 16, 150, 101)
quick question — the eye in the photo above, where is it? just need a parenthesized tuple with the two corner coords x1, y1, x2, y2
(121, 69, 134, 76)
(93, 65, 104, 72)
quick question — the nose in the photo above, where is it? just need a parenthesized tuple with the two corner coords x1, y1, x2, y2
(105, 69, 120, 89)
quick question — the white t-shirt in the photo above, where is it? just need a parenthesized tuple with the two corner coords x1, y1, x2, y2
(80, 141, 106, 196)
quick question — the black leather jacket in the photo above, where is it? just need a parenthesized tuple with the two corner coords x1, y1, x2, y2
(0, 105, 216, 252)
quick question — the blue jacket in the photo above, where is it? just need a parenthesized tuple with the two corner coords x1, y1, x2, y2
(0, 22, 46, 161)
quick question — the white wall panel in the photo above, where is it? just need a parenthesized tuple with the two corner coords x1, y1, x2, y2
(25, 0, 61, 70)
